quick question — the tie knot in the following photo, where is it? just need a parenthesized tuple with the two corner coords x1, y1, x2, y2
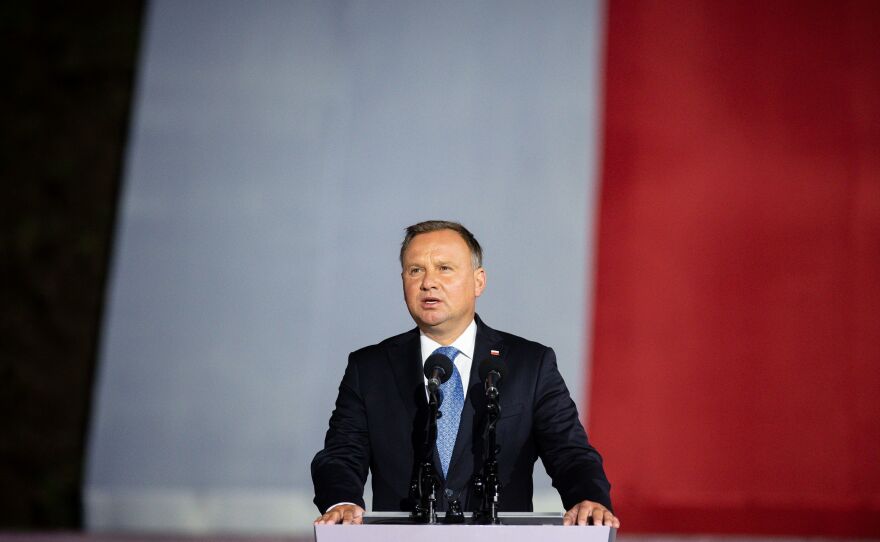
(433, 346, 460, 362)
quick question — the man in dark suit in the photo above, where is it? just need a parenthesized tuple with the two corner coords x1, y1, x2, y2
(312, 221, 618, 527)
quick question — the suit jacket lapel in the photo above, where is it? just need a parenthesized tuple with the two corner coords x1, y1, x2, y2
(387, 328, 445, 480)
(446, 316, 504, 490)
(387, 328, 425, 419)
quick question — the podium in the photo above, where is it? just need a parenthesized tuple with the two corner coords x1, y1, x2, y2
(315, 512, 617, 542)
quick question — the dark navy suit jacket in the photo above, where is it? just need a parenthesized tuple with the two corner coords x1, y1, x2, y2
(311, 315, 612, 513)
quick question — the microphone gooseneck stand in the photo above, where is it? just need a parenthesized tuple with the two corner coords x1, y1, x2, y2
(473, 384, 502, 524)
(411, 353, 454, 524)
(410, 386, 443, 524)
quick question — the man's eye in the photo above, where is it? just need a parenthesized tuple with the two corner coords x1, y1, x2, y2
(409, 268, 423, 276)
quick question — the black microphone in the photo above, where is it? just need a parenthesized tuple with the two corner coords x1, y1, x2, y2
(424, 353, 454, 392)
(478, 358, 505, 400)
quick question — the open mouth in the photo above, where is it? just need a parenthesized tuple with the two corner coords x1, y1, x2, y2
(421, 297, 441, 307)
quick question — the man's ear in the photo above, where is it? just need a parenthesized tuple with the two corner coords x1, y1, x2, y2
(474, 267, 486, 297)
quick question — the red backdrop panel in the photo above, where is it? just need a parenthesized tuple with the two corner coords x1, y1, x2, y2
(589, 0, 880, 536)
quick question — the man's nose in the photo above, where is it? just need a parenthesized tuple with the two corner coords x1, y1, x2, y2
(420, 269, 437, 289)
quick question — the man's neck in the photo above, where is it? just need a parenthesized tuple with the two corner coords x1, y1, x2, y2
(420, 318, 475, 346)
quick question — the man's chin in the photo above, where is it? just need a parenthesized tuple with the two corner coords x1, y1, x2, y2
(412, 315, 450, 334)
(408, 309, 445, 327)
(417, 318, 446, 330)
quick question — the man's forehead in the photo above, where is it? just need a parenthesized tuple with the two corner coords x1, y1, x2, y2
(403, 230, 469, 259)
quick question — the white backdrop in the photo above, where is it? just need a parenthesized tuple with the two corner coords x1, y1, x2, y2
(85, 0, 603, 534)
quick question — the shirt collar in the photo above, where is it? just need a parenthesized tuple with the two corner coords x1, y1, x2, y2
(419, 319, 477, 363)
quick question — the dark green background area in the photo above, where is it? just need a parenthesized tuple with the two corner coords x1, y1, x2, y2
(1, 2, 144, 528)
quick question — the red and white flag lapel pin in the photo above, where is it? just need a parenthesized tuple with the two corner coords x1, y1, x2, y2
(490, 349, 500, 356)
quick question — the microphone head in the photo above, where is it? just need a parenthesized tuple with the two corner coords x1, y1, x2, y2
(424, 353, 454, 384)
(478, 358, 505, 384)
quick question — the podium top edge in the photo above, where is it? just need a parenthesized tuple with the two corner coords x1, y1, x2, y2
(363, 512, 564, 518)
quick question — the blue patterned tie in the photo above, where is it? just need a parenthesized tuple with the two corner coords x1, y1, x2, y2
(434, 346, 464, 478)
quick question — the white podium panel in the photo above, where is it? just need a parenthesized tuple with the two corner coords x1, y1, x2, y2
(315, 513, 616, 542)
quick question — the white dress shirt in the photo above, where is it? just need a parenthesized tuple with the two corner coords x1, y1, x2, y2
(419, 319, 477, 393)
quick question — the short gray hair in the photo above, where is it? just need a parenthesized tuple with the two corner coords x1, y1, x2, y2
(399, 220, 483, 269)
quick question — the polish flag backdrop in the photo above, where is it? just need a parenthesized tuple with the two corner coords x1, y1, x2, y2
(84, 1, 878, 536)
(589, 1, 880, 537)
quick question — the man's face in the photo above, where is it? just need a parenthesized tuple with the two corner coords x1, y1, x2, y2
(401, 229, 486, 344)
